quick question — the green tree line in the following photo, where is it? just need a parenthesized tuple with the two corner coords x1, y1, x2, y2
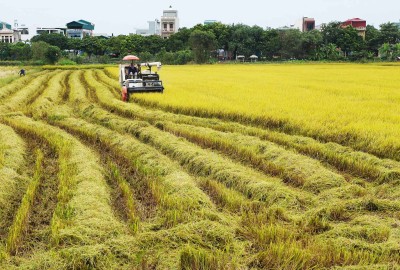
(0, 21, 399, 64)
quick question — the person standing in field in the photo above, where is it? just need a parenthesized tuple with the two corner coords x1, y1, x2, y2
(128, 64, 138, 79)
(19, 68, 25, 76)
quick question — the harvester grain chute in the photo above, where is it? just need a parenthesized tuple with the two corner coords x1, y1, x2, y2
(120, 55, 164, 102)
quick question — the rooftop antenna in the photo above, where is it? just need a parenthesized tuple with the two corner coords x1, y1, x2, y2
(14, 19, 18, 28)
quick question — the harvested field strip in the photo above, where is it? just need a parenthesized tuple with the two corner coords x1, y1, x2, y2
(160, 121, 347, 193)
(73, 102, 400, 263)
(0, 70, 47, 101)
(51, 115, 219, 226)
(0, 75, 19, 90)
(132, 97, 400, 163)
(109, 64, 400, 162)
(79, 104, 310, 211)
(68, 71, 86, 104)
(51, 116, 247, 266)
(0, 72, 55, 114)
(14, 138, 59, 256)
(94, 69, 400, 267)
(0, 123, 26, 210)
(0, 67, 398, 269)
(5, 149, 44, 255)
(197, 176, 253, 213)
(29, 71, 70, 118)
(95, 70, 400, 184)
(105, 161, 140, 233)
(64, 71, 158, 225)
(92, 71, 120, 98)
(221, 125, 400, 184)
(70, 69, 241, 219)
(0, 124, 28, 258)
(85, 70, 311, 210)
(61, 72, 71, 102)
(1, 115, 125, 268)
(52, 80, 249, 266)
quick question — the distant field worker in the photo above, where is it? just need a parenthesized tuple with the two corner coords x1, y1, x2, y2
(19, 68, 25, 76)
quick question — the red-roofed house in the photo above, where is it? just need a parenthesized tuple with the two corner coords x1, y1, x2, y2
(341, 18, 367, 39)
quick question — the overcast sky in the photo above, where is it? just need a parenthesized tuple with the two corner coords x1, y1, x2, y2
(1, 0, 399, 35)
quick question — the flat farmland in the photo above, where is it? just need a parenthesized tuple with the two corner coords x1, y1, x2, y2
(0, 63, 399, 269)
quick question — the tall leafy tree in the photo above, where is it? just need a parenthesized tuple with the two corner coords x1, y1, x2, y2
(365, 25, 382, 55)
(81, 36, 107, 57)
(379, 22, 400, 44)
(31, 41, 49, 61)
(45, 45, 61, 64)
(204, 22, 231, 52)
(262, 29, 281, 59)
(31, 33, 69, 50)
(321, 22, 342, 45)
(165, 27, 191, 52)
(229, 24, 255, 58)
(189, 30, 216, 63)
(278, 29, 303, 59)
(302, 30, 323, 59)
(9, 42, 32, 60)
(337, 26, 364, 57)
(141, 35, 165, 55)
(0, 43, 11, 60)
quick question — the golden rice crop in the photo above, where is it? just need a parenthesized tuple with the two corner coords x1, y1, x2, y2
(109, 64, 400, 160)
(1, 65, 399, 269)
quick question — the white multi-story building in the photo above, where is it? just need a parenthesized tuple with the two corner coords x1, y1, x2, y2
(36, 27, 67, 36)
(160, 6, 179, 39)
(136, 19, 160, 36)
(295, 17, 316, 32)
(66, 20, 94, 39)
(0, 21, 21, 43)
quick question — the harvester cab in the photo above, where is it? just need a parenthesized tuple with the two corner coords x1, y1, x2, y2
(120, 61, 164, 102)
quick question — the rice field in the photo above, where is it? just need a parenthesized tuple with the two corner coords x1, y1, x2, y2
(0, 64, 399, 269)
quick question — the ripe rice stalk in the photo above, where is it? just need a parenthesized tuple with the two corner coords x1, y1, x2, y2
(71, 102, 311, 212)
(1, 115, 125, 247)
(0, 70, 49, 101)
(66, 72, 222, 226)
(29, 71, 70, 118)
(69, 70, 266, 217)
(251, 241, 311, 270)
(0, 67, 19, 87)
(107, 161, 140, 233)
(112, 64, 400, 162)
(42, 65, 108, 70)
(0, 123, 27, 232)
(160, 121, 347, 193)
(5, 149, 43, 255)
(129, 220, 244, 269)
(68, 71, 86, 105)
(197, 177, 250, 213)
(94, 69, 400, 183)
(231, 126, 400, 184)
(179, 245, 232, 270)
(0, 72, 55, 114)
(77, 72, 312, 210)
(50, 116, 217, 228)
